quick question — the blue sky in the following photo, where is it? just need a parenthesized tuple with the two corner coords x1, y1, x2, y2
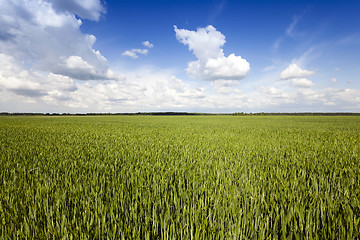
(0, 0, 359, 113)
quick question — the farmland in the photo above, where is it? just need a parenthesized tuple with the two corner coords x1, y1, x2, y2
(0, 115, 359, 239)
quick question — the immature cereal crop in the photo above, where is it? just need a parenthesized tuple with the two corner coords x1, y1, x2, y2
(0, 115, 359, 239)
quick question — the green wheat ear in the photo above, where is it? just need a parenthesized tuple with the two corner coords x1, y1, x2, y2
(0, 115, 359, 239)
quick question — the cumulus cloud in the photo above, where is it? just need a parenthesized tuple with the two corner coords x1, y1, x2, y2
(174, 25, 250, 81)
(280, 64, 314, 80)
(295, 88, 360, 108)
(142, 41, 154, 48)
(0, 53, 76, 98)
(122, 49, 149, 59)
(58, 56, 124, 80)
(0, 0, 131, 112)
(279, 64, 315, 88)
(66, 56, 95, 70)
(257, 86, 293, 107)
(47, 69, 209, 112)
(0, 52, 211, 112)
(1, 54, 359, 113)
(290, 78, 315, 88)
(0, 54, 44, 96)
(255, 85, 360, 111)
(211, 80, 240, 95)
(261, 86, 286, 96)
(0, 0, 116, 81)
(51, 0, 106, 21)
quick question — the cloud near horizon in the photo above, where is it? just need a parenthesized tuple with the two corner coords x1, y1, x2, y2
(174, 25, 250, 81)
(280, 64, 315, 88)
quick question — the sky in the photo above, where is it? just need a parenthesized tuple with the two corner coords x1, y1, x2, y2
(0, 0, 359, 113)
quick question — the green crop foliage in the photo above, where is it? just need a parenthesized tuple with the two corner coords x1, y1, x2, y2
(0, 115, 359, 239)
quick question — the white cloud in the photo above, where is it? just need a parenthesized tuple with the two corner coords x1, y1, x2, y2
(122, 51, 138, 59)
(257, 86, 293, 106)
(0, 54, 43, 96)
(330, 78, 337, 83)
(279, 64, 315, 88)
(0, 56, 211, 112)
(142, 41, 154, 48)
(133, 49, 149, 55)
(122, 49, 149, 59)
(280, 64, 314, 80)
(174, 25, 250, 81)
(60, 55, 123, 80)
(54, 69, 209, 112)
(0, 0, 130, 110)
(51, 0, 106, 21)
(1, 56, 359, 113)
(254, 85, 360, 111)
(261, 86, 286, 96)
(66, 56, 95, 70)
(211, 80, 240, 95)
(295, 88, 360, 108)
(203, 54, 250, 80)
(175, 25, 225, 60)
(290, 78, 315, 88)
(122, 41, 152, 59)
(0, 0, 114, 81)
(0, 53, 76, 98)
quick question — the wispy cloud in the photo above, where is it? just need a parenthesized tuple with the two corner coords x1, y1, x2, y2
(292, 45, 324, 67)
(262, 65, 277, 72)
(271, 13, 304, 52)
(338, 33, 360, 45)
(209, 0, 227, 22)
(122, 49, 149, 59)
(271, 37, 283, 52)
(286, 15, 302, 38)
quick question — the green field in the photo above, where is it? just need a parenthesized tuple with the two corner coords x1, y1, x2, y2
(0, 115, 359, 239)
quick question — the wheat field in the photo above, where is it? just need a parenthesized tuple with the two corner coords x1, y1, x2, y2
(0, 115, 359, 239)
